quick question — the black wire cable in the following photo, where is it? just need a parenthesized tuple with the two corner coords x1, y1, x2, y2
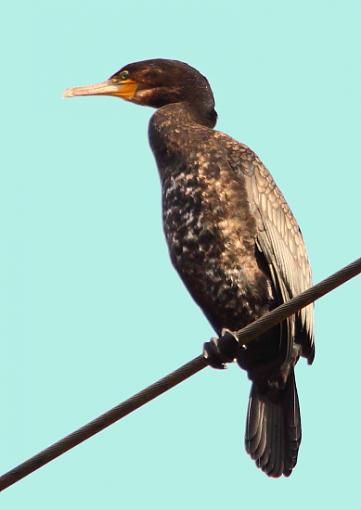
(0, 257, 360, 492)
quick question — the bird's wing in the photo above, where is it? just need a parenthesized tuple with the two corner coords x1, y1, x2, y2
(226, 139, 315, 363)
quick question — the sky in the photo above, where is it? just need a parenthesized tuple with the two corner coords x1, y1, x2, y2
(1, 0, 360, 507)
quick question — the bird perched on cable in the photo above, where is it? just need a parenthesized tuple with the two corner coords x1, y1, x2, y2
(64, 59, 314, 477)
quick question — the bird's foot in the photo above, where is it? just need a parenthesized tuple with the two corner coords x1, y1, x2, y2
(203, 329, 239, 369)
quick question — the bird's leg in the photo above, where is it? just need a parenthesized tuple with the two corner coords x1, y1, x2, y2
(203, 329, 239, 369)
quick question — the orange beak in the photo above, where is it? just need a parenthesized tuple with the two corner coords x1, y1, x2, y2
(63, 79, 137, 100)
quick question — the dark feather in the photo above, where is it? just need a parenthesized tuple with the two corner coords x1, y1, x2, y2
(246, 371, 301, 477)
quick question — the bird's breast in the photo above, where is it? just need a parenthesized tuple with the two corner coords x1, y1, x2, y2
(161, 158, 273, 331)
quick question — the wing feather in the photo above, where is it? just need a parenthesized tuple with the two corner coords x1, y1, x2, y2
(226, 139, 315, 362)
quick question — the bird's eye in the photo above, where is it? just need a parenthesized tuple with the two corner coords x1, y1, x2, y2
(119, 70, 129, 80)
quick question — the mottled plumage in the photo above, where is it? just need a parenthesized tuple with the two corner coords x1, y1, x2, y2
(65, 58, 314, 477)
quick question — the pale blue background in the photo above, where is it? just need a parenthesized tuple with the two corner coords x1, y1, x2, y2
(1, 0, 360, 508)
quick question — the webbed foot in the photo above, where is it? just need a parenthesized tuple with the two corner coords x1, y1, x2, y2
(203, 329, 239, 369)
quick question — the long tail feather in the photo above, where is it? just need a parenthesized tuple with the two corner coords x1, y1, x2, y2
(245, 371, 301, 477)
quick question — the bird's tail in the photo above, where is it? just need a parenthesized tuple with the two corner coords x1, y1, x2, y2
(245, 370, 301, 477)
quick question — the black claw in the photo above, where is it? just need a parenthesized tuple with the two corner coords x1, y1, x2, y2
(203, 329, 239, 369)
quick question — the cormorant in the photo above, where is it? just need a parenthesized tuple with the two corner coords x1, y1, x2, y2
(64, 59, 314, 477)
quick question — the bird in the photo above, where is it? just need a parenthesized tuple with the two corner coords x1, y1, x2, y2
(64, 59, 314, 477)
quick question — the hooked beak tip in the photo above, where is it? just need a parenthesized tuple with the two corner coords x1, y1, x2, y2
(63, 88, 76, 99)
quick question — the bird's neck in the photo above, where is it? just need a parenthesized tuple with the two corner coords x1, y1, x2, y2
(148, 102, 217, 174)
(155, 101, 217, 128)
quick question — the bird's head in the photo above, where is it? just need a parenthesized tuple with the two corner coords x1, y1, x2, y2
(64, 58, 216, 120)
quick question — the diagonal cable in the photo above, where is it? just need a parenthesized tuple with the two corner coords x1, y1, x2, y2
(0, 257, 360, 492)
